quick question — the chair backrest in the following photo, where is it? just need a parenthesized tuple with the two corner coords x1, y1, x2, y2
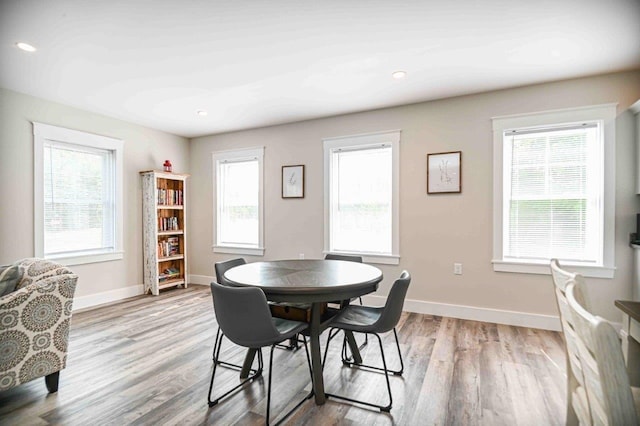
(214, 258, 246, 285)
(373, 271, 411, 333)
(550, 260, 592, 400)
(566, 278, 638, 426)
(324, 254, 363, 263)
(210, 281, 282, 348)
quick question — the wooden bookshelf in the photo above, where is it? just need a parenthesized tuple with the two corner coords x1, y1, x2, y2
(140, 170, 190, 295)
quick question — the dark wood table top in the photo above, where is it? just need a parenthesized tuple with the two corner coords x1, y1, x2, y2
(223, 259, 383, 303)
(615, 300, 640, 322)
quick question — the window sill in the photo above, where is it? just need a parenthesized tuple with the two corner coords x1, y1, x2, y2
(213, 245, 265, 256)
(47, 251, 124, 266)
(324, 251, 400, 265)
(492, 259, 615, 279)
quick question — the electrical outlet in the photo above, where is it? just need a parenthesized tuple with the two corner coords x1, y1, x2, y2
(299, 253, 305, 259)
(453, 263, 463, 275)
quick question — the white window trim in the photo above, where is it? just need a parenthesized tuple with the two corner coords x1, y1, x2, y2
(212, 147, 265, 256)
(323, 130, 400, 265)
(33, 122, 124, 266)
(491, 104, 617, 278)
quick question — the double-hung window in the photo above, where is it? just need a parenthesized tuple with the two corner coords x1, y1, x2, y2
(323, 130, 400, 265)
(492, 104, 616, 278)
(213, 147, 264, 256)
(34, 123, 124, 265)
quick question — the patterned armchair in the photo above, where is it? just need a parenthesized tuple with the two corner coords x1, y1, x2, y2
(0, 258, 78, 393)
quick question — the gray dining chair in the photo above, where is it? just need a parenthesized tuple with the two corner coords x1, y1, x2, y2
(208, 281, 314, 425)
(322, 271, 411, 412)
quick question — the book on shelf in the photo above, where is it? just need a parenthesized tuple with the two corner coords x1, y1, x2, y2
(158, 267, 181, 282)
(157, 237, 181, 258)
(158, 216, 179, 232)
(157, 188, 183, 206)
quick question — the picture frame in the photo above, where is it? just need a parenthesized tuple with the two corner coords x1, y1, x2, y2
(427, 151, 462, 194)
(282, 165, 305, 198)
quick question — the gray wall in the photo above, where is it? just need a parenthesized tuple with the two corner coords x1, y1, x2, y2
(189, 70, 640, 324)
(0, 88, 189, 297)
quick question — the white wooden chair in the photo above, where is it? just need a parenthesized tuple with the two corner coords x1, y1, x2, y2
(550, 259, 592, 425)
(566, 276, 640, 425)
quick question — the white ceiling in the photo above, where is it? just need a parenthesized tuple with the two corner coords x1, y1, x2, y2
(1, 1, 639, 138)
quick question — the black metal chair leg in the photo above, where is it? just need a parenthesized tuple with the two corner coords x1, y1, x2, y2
(275, 334, 301, 351)
(392, 328, 404, 375)
(269, 337, 315, 426)
(213, 327, 261, 373)
(359, 332, 369, 349)
(376, 332, 393, 412)
(325, 333, 393, 412)
(212, 327, 221, 360)
(341, 327, 404, 376)
(340, 332, 368, 363)
(267, 344, 275, 425)
(208, 334, 263, 407)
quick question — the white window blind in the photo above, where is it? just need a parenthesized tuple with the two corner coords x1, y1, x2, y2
(492, 104, 616, 278)
(34, 122, 124, 265)
(323, 130, 400, 264)
(330, 145, 392, 254)
(217, 159, 259, 246)
(213, 147, 264, 255)
(43, 142, 115, 256)
(503, 123, 601, 264)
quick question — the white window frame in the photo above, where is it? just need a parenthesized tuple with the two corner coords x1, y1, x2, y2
(212, 147, 265, 256)
(33, 122, 124, 266)
(323, 130, 400, 265)
(492, 104, 617, 278)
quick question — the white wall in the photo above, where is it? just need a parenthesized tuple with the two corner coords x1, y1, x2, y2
(0, 88, 189, 303)
(189, 71, 640, 328)
(2, 71, 638, 325)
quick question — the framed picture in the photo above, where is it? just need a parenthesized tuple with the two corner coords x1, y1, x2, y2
(427, 151, 462, 194)
(282, 165, 305, 198)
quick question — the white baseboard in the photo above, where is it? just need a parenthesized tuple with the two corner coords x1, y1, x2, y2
(362, 295, 562, 331)
(190, 274, 214, 285)
(73, 284, 144, 311)
(188, 274, 561, 331)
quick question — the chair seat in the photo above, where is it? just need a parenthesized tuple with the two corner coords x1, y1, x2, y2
(240, 318, 307, 349)
(331, 304, 383, 333)
(273, 317, 308, 340)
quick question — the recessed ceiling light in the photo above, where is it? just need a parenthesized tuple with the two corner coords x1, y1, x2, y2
(392, 71, 406, 79)
(196, 110, 208, 116)
(16, 42, 37, 52)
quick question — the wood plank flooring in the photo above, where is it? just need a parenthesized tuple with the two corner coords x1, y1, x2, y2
(0, 285, 567, 425)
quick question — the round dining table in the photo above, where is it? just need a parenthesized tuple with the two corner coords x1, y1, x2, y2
(223, 259, 383, 405)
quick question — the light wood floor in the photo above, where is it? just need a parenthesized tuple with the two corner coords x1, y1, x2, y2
(0, 285, 567, 425)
